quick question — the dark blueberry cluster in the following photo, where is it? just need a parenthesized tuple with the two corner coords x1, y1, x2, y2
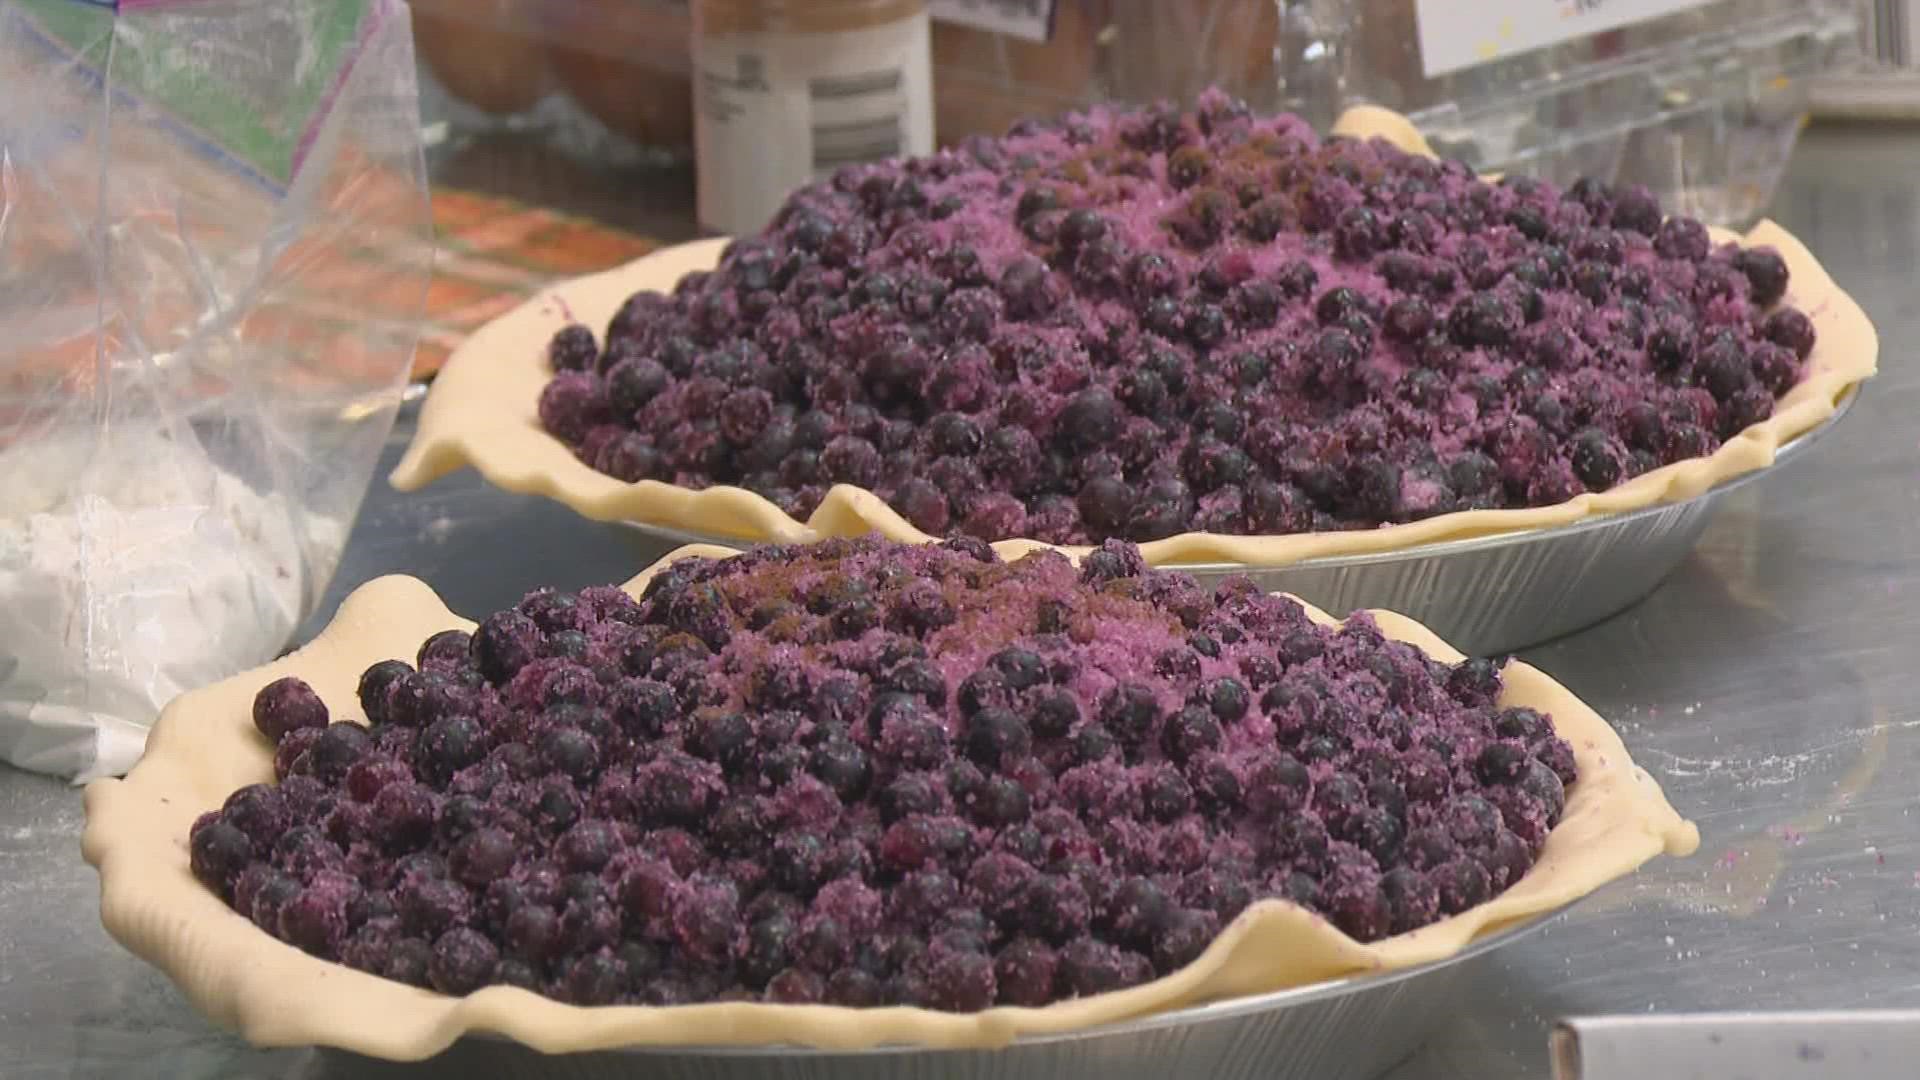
(536, 91, 1813, 544)
(194, 538, 1575, 1010)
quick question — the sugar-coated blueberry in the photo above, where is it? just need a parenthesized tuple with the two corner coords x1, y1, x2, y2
(188, 817, 253, 895)
(1764, 308, 1817, 360)
(428, 927, 498, 995)
(964, 708, 1032, 770)
(252, 677, 329, 744)
(1732, 248, 1790, 307)
(547, 324, 599, 373)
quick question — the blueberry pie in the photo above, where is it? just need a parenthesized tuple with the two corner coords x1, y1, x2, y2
(395, 98, 1872, 563)
(87, 538, 1695, 1053)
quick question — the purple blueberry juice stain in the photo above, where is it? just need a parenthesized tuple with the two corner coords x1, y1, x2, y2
(203, 538, 1576, 1009)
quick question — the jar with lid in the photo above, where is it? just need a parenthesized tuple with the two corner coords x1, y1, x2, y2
(692, 0, 935, 235)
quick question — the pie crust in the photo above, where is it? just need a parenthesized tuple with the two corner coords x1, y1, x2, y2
(389, 105, 1877, 564)
(83, 541, 1698, 1057)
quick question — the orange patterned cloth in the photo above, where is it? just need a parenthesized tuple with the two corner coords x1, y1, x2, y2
(412, 187, 662, 379)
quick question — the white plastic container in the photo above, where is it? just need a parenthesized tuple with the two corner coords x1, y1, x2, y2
(1273, 0, 1861, 224)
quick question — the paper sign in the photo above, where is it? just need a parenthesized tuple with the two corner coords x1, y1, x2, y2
(927, 0, 1057, 43)
(1414, 0, 1716, 78)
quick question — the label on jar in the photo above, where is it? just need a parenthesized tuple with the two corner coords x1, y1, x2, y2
(1413, 0, 1714, 78)
(928, 0, 1058, 42)
(695, 13, 935, 236)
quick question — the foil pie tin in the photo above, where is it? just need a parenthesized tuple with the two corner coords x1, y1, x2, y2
(325, 906, 1567, 1080)
(625, 388, 1857, 657)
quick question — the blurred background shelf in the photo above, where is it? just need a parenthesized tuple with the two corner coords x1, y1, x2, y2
(410, 0, 1869, 233)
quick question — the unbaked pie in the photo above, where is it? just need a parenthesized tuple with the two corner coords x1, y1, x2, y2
(393, 99, 1874, 565)
(86, 538, 1696, 1053)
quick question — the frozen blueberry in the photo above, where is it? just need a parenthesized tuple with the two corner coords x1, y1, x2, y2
(217, 788, 289, 861)
(305, 723, 370, 784)
(1447, 657, 1504, 706)
(1244, 752, 1310, 818)
(537, 373, 607, 445)
(279, 871, 359, 959)
(1732, 248, 1790, 307)
(417, 630, 474, 675)
(355, 660, 413, 725)
(1519, 759, 1567, 823)
(473, 612, 541, 685)
(1024, 686, 1081, 740)
(1314, 286, 1375, 326)
(388, 669, 482, 730)
(686, 710, 755, 772)
(373, 782, 438, 853)
(428, 927, 499, 995)
(1720, 384, 1773, 438)
(1380, 866, 1440, 934)
(1057, 938, 1151, 997)
(606, 357, 671, 421)
(397, 875, 473, 940)
(1569, 429, 1623, 490)
(561, 951, 627, 1005)
(993, 938, 1058, 1006)
(448, 828, 516, 888)
(419, 714, 486, 784)
(188, 818, 253, 895)
(972, 776, 1032, 827)
(548, 324, 598, 373)
(1436, 853, 1489, 910)
(1059, 208, 1110, 251)
(1447, 293, 1516, 350)
(1607, 186, 1660, 235)
(1097, 684, 1161, 748)
(1072, 724, 1118, 765)
(810, 737, 872, 799)
(252, 677, 329, 744)
(1764, 308, 1817, 360)
(611, 679, 679, 739)
(1382, 296, 1434, 343)
(1693, 335, 1751, 401)
(1141, 767, 1194, 822)
(1333, 206, 1382, 261)
(964, 708, 1032, 769)
(1022, 874, 1093, 945)
(1203, 677, 1248, 722)
(1160, 707, 1221, 764)
(1654, 216, 1710, 261)
(922, 947, 997, 1012)
(1306, 328, 1362, 391)
(1748, 342, 1799, 396)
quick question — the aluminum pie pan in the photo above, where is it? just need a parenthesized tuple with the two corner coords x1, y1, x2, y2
(324, 904, 1571, 1080)
(623, 387, 1858, 657)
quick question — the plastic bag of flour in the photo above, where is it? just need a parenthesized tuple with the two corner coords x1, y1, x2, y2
(0, 0, 432, 779)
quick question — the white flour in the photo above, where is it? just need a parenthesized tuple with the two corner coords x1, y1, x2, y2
(0, 431, 342, 781)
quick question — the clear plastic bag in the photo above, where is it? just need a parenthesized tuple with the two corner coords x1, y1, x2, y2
(0, 0, 432, 780)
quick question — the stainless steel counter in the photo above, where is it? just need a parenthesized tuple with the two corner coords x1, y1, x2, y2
(6, 124, 1919, 1079)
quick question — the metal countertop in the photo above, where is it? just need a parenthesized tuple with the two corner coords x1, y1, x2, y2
(5, 124, 1919, 1079)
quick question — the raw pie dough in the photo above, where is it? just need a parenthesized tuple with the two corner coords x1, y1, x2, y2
(390, 105, 1878, 565)
(83, 540, 1699, 1058)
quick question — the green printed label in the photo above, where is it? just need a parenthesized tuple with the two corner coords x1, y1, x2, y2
(7, 0, 373, 184)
